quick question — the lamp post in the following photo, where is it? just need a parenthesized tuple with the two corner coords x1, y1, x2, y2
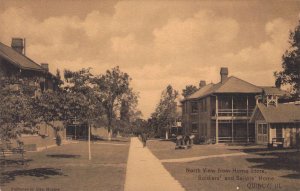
(73, 117, 78, 140)
(88, 123, 91, 160)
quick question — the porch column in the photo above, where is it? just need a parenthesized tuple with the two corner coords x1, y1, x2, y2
(198, 101, 201, 138)
(216, 96, 219, 144)
(246, 96, 249, 143)
(231, 95, 234, 142)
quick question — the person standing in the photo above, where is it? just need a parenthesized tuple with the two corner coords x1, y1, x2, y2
(141, 132, 147, 148)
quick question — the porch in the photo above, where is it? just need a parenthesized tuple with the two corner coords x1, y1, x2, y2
(217, 120, 255, 143)
(254, 122, 300, 148)
(211, 94, 256, 118)
(66, 121, 89, 140)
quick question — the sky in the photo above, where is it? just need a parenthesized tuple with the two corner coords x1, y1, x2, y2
(0, 0, 299, 118)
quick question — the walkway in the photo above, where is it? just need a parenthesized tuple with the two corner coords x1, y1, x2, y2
(124, 137, 185, 191)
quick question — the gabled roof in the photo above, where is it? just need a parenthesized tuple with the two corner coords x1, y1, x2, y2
(260, 86, 289, 96)
(251, 103, 300, 123)
(184, 83, 214, 100)
(183, 76, 262, 101)
(0, 42, 44, 71)
(215, 76, 262, 93)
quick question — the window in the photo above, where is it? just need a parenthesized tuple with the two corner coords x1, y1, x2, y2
(203, 99, 207, 111)
(200, 99, 207, 112)
(276, 127, 282, 138)
(258, 125, 263, 134)
(185, 103, 189, 113)
(191, 102, 198, 113)
(191, 123, 198, 133)
(263, 125, 268, 134)
(200, 123, 207, 136)
(258, 124, 268, 134)
(204, 123, 207, 135)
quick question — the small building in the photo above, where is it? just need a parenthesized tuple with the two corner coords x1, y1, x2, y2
(250, 90, 300, 148)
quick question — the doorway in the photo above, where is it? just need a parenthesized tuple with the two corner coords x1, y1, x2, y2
(257, 123, 268, 144)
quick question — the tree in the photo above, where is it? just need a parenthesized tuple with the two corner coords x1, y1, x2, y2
(0, 79, 38, 144)
(92, 66, 136, 140)
(32, 68, 103, 159)
(182, 85, 198, 98)
(120, 88, 140, 123)
(63, 68, 103, 123)
(150, 85, 178, 139)
(274, 20, 300, 98)
(131, 118, 148, 135)
(0, 90, 36, 143)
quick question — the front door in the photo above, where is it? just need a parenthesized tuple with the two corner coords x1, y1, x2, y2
(257, 123, 268, 144)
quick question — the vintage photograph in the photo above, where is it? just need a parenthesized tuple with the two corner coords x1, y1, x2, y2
(0, 0, 300, 190)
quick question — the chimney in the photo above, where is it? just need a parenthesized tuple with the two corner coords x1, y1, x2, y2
(220, 67, 228, 83)
(41, 63, 49, 72)
(199, 80, 206, 88)
(11, 38, 24, 54)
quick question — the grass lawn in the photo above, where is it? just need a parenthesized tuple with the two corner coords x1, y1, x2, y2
(0, 139, 130, 191)
(147, 139, 263, 160)
(148, 140, 300, 191)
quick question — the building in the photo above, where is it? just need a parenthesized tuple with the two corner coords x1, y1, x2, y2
(0, 38, 59, 93)
(0, 38, 65, 150)
(250, 90, 300, 148)
(181, 67, 289, 144)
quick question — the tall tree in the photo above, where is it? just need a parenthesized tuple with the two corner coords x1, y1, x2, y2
(63, 68, 104, 126)
(118, 89, 142, 135)
(120, 88, 140, 122)
(150, 85, 178, 139)
(274, 20, 300, 98)
(92, 66, 134, 140)
(182, 85, 198, 98)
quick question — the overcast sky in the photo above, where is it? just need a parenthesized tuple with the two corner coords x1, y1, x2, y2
(0, 0, 299, 118)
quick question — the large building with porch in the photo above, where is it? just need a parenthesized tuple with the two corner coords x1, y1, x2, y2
(181, 67, 290, 144)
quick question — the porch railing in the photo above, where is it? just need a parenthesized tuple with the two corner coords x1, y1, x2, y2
(218, 109, 254, 117)
(218, 136, 255, 143)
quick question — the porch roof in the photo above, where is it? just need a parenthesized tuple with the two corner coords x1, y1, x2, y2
(251, 103, 300, 123)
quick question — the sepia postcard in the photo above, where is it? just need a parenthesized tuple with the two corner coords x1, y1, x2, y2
(0, 0, 300, 191)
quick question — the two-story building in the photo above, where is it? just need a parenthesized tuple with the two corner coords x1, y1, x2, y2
(0, 38, 59, 93)
(0, 38, 65, 150)
(181, 67, 284, 144)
